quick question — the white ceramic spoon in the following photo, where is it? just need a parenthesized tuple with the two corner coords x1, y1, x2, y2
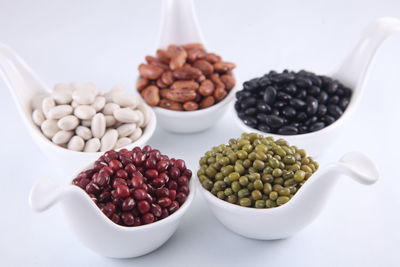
(29, 163, 196, 258)
(149, 0, 238, 133)
(235, 17, 400, 156)
(197, 151, 379, 240)
(0, 43, 156, 174)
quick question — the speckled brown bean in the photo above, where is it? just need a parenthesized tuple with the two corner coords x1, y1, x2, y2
(161, 71, 174, 85)
(182, 43, 204, 50)
(141, 85, 160, 106)
(214, 87, 227, 102)
(220, 74, 236, 90)
(214, 62, 236, 73)
(198, 79, 215, 96)
(171, 80, 199, 91)
(210, 74, 225, 91)
(186, 48, 206, 62)
(169, 46, 187, 70)
(193, 60, 214, 76)
(156, 79, 168, 88)
(139, 64, 164, 80)
(159, 99, 183, 110)
(173, 66, 202, 80)
(200, 96, 215, 109)
(205, 53, 221, 63)
(156, 49, 171, 64)
(163, 89, 197, 103)
(136, 78, 149, 91)
(183, 101, 199, 111)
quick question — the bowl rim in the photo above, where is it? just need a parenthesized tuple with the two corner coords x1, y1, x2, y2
(68, 162, 196, 232)
(30, 103, 157, 155)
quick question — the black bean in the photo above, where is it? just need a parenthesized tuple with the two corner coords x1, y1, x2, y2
(240, 97, 257, 109)
(316, 104, 327, 117)
(256, 113, 268, 123)
(318, 91, 328, 103)
(306, 96, 318, 116)
(309, 122, 325, 132)
(343, 87, 352, 97)
(244, 107, 257, 116)
(263, 86, 277, 104)
(257, 102, 272, 113)
(304, 116, 318, 126)
(271, 109, 280, 116)
(277, 126, 298, 135)
(259, 77, 271, 87)
(321, 115, 335, 125)
(296, 89, 307, 99)
(336, 88, 344, 96)
(238, 111, 246, 119)
(258, 123, 271, 133)
(277, 91, 292, 101)
(274, 101, 286, 108)
(243, 79, 259, 92)
(285, 83, 297, 95)
(326, 82, 338, 94)
(320, 75, 333, 86)
(327, 95, 340, 105)
(296, 112, 307, 122)
(282, 107, 296, 118)
(290, 122, 300, 127)
(339, 97, 350, 110)
(295, 77, 312, 88)
(242, 116, 258, 127)
(309, 76, 322, 87)
(298, 126, 308, 134)
(236, 90, 252, 100)
(290, 98, 306, 110)
(328, 105, 343, 118)
(308, 86, 321, 96)
(265, 115, 285, 128)
(234, 101, 241, 111)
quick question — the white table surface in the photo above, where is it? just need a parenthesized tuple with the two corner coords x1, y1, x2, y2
(0, 0, 399, 266)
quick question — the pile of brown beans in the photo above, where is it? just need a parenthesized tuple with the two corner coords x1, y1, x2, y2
(137, 43, 236, 111)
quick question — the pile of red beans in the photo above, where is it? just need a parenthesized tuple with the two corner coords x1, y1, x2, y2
(72, 146, 191, 227)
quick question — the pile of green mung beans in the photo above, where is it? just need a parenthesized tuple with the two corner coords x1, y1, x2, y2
(197, 133, 319, 208)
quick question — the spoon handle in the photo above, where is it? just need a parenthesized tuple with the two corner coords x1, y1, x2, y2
(335, 17, 400, 89)
(29, 177, 64, 212)
(158, 0, 204, 49)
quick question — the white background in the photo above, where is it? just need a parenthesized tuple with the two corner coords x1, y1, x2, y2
(0, 0, 399, 266)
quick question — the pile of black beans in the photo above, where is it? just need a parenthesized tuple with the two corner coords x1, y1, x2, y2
(234, 70, 352, 135)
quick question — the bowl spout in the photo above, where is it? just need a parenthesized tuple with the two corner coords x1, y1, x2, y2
(158, 0, 204, 48)
(334, 17, 400, 90)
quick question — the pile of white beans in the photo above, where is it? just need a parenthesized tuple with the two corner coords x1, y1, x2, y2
(31, 82, 152, 152)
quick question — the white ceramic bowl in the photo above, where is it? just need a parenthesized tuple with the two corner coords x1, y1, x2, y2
(29, 163, 195, 258)
(0, 43, 157, 174)
(196, 151, 379, 240)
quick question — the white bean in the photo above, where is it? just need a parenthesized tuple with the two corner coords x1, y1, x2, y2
(113, 108, 141, 123)
(47, 105, 73, 119)
(81, 119, 91, 127)
(67, 136, 85, 151)
(57, 115, 79, 131)
(41, 119, 60, 138)
(71, 100, 79, 108)
(72, 86, 96, 105)
(103, 103, 120, 115)
(104, 85, 124, 103)
(83, 82, 100, 96)
(105, 115, 116, 127)
(91, 113, 106, 138)
(100, 129, 118, 151)
(136, 103, 152, 127)
(74, 105, 96, 120)
(42, 97, 55, 117)
(113, 93, 139, 108)
(92, 96, 106, 112)
(52, 130, 73, 144)
(129, 127, 143, 142)
(32, 109, 45, 126)
(84, 138, 101, 152)
(115, 137, 132, 149)
(75, 126, 92, 140)
(117, 123, 136, 137)
(52, 83, 73, 104)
